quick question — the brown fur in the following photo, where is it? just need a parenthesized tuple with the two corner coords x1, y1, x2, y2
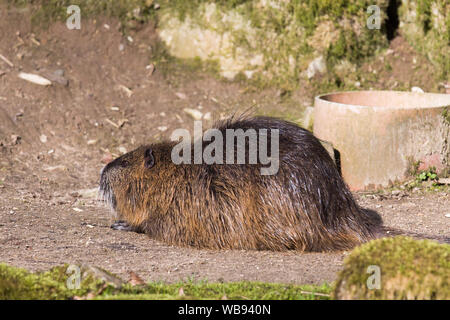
(99, 116, 382, 251)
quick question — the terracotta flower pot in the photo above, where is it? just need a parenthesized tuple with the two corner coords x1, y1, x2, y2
(313, 91, 450, 190)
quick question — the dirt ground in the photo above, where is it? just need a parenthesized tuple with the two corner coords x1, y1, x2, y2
(0, 6, 448, 285)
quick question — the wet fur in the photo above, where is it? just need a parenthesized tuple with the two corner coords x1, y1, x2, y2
(99, 116, 382, 251)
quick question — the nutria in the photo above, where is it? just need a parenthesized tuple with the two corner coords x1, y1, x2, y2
(99, 116, 382, 251)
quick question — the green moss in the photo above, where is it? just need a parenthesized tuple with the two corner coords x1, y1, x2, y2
(0, 264, 105, 299)
(3, 0, 393, 89)
(156, 0, 389, 90)
(0, 264, 120, 299)
(158, 0, 251, 22)
(160, 56, 220, 81)
(99, 280, 331, 300)
(418, 1, 431, 31)
(400, 0, 450, 79)
(4, 0, 159, 30)
(333, 237, 450, 300)
(442, 107, 450, 125)
(256, 104, 307, 125)
(0, 263, 332, 300)
(0, 264, 62, 299)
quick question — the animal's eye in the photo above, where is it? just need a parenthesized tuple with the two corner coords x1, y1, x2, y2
(144, 148, 155, 169)
(120, 159, 129, 167)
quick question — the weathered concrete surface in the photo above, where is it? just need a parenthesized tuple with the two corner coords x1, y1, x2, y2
(313, 91, 450, 190)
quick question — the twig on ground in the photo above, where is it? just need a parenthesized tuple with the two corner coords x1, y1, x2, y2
(0, 54, 14, 68)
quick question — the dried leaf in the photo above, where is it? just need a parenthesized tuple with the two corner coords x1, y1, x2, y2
(18, 72, 51, 86)
(129, 271, 145, 286)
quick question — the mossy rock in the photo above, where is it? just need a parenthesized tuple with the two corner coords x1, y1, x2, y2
(0, 263, 122, 299)
(399, 0, 450, 80)
(0, 263, 332, 300)
(333, 237, 450, 300)
(157, 0, 389, 87)
(5, 0, 391, 89)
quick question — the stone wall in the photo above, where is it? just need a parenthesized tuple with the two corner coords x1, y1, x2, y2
(399, 0, 450, 80)
(157, 0, 389, 86)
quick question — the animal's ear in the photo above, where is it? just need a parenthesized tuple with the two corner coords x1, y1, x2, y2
(144, 148, 155, 169)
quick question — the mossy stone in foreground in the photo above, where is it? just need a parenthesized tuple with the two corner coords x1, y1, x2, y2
(0, 264, 117, 299)
(0, 264, 67, 299)
(0, 263, 332, 300)
(333, 237, 450, 300)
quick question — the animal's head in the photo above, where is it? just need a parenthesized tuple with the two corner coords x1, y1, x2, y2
(99, 145, 155, 217)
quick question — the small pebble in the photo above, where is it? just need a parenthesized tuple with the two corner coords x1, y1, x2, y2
(175, 92, 187, 100)
(184, 108, 203, 120)
(101, 152, 113, 164)
(203, 112, 212, 120)
(146, 64, 155, 75)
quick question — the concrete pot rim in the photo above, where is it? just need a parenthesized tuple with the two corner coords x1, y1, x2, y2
(315, 90, 450, 111)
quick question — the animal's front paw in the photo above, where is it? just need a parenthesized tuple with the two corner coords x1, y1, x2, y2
(111, 220, 134, 231)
